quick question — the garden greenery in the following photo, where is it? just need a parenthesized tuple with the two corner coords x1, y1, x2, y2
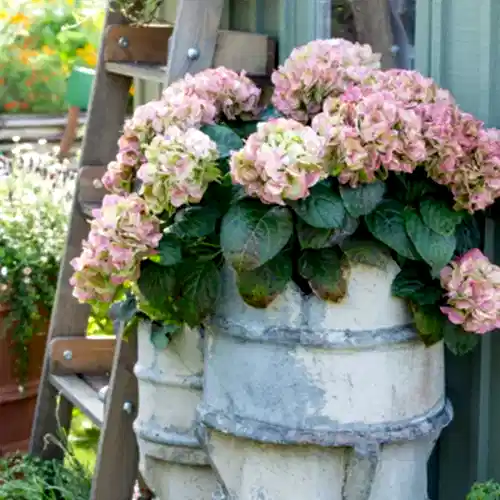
(71, 38, 500, 352)
(0, 0, 102, 113)
(0, 147, 75, 382)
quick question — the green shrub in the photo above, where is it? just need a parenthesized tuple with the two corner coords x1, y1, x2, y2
(0, 451, 92, 500)
(467, 481, 500, 499)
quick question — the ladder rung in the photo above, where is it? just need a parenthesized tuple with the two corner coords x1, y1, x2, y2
(49, 374, 105, 427)
(106, 62, 167, 83)
(105, 61, 271, 87)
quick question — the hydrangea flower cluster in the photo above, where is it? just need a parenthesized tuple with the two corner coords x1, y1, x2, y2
(138, 126, 220, 213)
(372, 69, 454, 107)
(420, 102, 499, 212)
(312, 86, 426, 186)
(271, 38, 381, 122)
(100, 67, 260, 195)
(174, 67, 262, 121)
(230, 118, 327, 204)
(70, 194, 161, 302)
(440, 249, 500, 334)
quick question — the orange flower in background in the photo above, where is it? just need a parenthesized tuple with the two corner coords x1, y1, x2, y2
(10, 12, 29, 26)
(42, 45, 56, 56)
(4, 102, 19, 111)
(76, 44, 97, 67)
(130, 85, 135, 96)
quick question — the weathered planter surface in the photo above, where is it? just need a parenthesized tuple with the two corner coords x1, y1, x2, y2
(134, 322, 216, 499)
(198, 258, 453, 500)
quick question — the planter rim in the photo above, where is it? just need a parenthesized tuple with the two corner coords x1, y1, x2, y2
(208, 317, 417, 349)
(197, 399, 453, 451)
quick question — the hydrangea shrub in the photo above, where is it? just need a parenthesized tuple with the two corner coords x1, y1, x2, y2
(71, 39, 500, 353)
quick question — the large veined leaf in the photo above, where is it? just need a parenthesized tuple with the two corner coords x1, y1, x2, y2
(200, 124, 244, 159)
(298, 248, 348, 302)
(174, 259, 221, 326)
(236, 252, 292, 308)
(289, 184, 346, 229)
(405, 209, 456, 271)
(391, 266, 444, 305)
(419, 199, 464, 236)
(220, 200, 293, 272)
(155, 234, 182, 266)
(339, 181, 386, 218)
(137, 261, 176, 311)
(168, 205, 220, 240)
(365, 200, 420, 260)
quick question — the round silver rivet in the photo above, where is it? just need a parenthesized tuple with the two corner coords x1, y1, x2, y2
(187, 47, 200, 61)
(63, 350, 72, 361)
(123, 401, 134, 414)
(118, 36, 130, 49)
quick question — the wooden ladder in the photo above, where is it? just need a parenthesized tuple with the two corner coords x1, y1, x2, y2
(29, 1, 275, 499)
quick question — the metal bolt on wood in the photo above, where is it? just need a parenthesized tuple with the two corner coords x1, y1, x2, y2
(63, 350, 72, 361)
(123, 401, 134, 414)
(187, 47, 200, 60)
(118, 36, 130, 49)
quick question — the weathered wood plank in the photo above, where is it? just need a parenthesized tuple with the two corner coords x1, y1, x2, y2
(90, 322, 139, 500)
(104, 24, 174, 64)
(49, 337, 116, 376)
(49, 374, 104, 427)
(166, 0, 226, 84)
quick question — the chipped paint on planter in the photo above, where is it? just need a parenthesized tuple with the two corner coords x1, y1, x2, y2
(198, 258, 452, 499)
(134, 321, 216, 499)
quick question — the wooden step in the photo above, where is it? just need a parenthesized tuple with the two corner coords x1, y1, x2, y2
(106, 62, 168, 83)
(49, 374, 107, 427)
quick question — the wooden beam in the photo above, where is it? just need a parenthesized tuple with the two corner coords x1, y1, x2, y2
(78, 165, 107, 208)
(166, 0, 226, 84)
(49, 336, 116, 376)
(90, 322, 139, 500)
(104, 24, 175, 64)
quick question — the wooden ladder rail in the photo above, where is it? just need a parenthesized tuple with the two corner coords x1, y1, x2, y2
(30, 0, 275, 498)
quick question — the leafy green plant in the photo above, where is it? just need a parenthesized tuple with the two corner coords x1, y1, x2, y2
(0, 145, 75, 382)
(467, 481, 500, 499)
(0, 451, 92, 500)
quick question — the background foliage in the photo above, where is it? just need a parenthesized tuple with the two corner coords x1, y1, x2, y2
(0, 0, 103, 114)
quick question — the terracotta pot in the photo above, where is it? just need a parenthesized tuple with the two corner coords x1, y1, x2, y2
(0, 304, 48, 456)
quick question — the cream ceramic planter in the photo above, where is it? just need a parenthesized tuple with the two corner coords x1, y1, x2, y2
(134, 322, 216, 499)
(198, 257, 453, 500)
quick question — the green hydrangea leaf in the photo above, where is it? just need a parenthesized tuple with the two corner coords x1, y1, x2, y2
(420, 199, 464, 236)
(365, 200, 420, 260)
(339, 181, 386, 218)
(221, 200, 293, 272)
(236, 251, 292, 308)
(405, 209, 456, 270)
(200, 124, 244, 159)
(289, 184, 346, 229)
(298, 248, 348, 302)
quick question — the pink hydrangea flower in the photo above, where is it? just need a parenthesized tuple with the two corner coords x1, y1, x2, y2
(230, 117, 327, 205)
(70, 194, 161, 303)
(440, 249, 500, 334)
(422, 102, 500, 212)
(138, 126, 220, 213)
(166, 67, 261, 121)
(271, 38, 381, 122)
(372, 69, 454, 107)
(312, 86, 426, 186)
